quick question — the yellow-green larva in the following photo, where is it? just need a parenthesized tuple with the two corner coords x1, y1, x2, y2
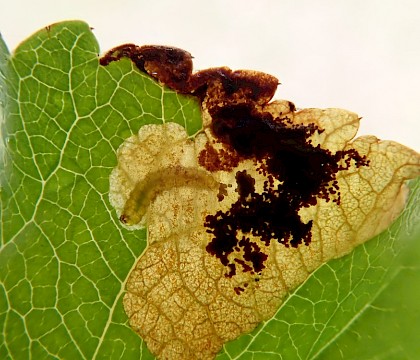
(120, 166, 220, 225)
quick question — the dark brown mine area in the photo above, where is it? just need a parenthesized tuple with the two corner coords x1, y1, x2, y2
(101, 44, 369, 280)
(203, 104, 368, 277)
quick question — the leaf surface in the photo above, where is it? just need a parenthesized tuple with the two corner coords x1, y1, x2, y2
(0, 21, 419, 359)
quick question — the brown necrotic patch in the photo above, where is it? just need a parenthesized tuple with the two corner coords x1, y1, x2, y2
(100, 44, 279, 102)
(101, 44, 369, 276)
(203, 103, 368, 276)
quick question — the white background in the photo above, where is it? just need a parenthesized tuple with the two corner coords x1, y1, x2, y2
(1, 0, 419, 151)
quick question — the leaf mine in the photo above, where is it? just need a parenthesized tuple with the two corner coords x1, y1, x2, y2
(104, 45, 420, 360)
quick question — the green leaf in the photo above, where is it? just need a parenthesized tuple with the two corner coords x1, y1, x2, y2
(1, 20, 419, 360)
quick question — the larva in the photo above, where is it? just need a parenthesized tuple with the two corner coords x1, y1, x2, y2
(120, 166, 219, 225)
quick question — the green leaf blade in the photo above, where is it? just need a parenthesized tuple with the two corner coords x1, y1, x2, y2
(0, 21, 149, 359)
(1, 20, 419, 360)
